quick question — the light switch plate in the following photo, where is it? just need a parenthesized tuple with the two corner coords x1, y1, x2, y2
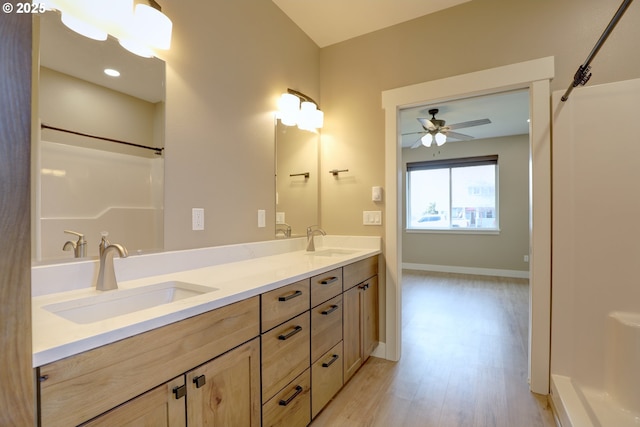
(363, 210, 382, 225)
(258, 209, 266, 228)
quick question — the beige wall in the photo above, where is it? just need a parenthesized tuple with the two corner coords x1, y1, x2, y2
(159, 0, 320, 250)
(318, 0, 640, 241)
(402, 134, 529, 272)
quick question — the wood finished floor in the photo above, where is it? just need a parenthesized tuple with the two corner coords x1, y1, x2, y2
(311, 270, 557, 427)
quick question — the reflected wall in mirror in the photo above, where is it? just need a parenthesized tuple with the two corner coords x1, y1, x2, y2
(275, 121, 319, 238)
(34, 11, 166, 263)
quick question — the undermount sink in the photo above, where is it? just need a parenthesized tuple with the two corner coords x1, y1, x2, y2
(43, 281, 218, 324)
(307, 249, 358, 257)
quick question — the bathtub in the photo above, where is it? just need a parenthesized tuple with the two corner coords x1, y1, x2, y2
(550, 312, 640, 426)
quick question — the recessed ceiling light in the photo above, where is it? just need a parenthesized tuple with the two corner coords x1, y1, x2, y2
(104, 68, 120, 77)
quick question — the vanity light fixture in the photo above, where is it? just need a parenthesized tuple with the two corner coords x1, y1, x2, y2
(277, 88, 324, 132)
(43, 0, 172, 58)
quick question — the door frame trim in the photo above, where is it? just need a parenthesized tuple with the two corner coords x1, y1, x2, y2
(381, 56, 554, 394)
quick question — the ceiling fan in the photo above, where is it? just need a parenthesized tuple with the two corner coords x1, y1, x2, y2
(405, 108, 491, 148)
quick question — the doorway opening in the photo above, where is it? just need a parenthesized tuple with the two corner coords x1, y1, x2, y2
(381, 57, 554, 394)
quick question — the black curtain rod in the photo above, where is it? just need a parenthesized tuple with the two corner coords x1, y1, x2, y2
(41, 124, 164, 155)
(561, 0, 634, 102)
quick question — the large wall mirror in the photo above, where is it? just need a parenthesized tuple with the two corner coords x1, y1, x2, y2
(34, 11, 166, 263)
(275, 121, 319, 238)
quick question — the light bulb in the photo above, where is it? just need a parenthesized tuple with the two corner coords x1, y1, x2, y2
(421, 133, 433, 147)
(435, 132, 447, 146)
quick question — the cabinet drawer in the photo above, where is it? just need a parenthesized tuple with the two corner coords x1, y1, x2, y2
(312, 342, 343, 418)
(262, 312, 310, 401)
(343, 256, 378, 290)
(311, 294, 342, 363)
(311, 267, 343, 307)
(262, 279, 310, 332)
(262, 369, 311, 427)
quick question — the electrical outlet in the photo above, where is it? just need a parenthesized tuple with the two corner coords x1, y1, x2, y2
(524, 255, 529, 262)
(192, 208, 204, 230)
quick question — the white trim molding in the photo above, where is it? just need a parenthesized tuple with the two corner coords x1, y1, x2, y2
(403, 263, 530, 279)
(382, 56, 554, 394)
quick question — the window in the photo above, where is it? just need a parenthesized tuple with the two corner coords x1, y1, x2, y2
(407, 155, 498, 231)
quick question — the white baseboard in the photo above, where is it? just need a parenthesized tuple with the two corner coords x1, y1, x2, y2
(402, 262, 530, 279)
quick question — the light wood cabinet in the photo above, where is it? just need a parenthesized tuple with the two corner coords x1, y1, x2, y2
(343, 257, 379, 383)
(262, 279, 310, 333)
(310, 267, 343, 307)
(38, 297, 260, 427)
(186, 338, 261, 427)
(311, 294, 343, 363)
(311, 341, 343, 418)
(262, 369, 311, 427)
(80, 376, 186, 427)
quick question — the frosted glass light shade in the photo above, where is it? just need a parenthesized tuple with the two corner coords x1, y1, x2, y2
(278, 93, 300, 126)
(133, 3, 173, 50)
(298, 101, 317, 131)
(435, 132, 447, 146)
(421, 133, 433, 147)
(59, 0, 108, 41)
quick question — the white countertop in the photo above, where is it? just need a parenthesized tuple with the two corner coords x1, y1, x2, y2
(32, 236, 380, 367)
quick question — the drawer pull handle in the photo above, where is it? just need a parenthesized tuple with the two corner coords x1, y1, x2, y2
(278, 290, 303, 302)
(173, 384, 187, 399)
(193, 375, 206, 388)
(320, 276, 338, 285)
(321, 304, 339, 315)
(358, 283, 370, 290)
(279, 385, 303, 406)
(322, 354, 339, 368)
(278, 325, 302, 340)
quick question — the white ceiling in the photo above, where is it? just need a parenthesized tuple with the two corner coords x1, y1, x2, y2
(272, 0, 472, 48)
(272, 0, 530, 146)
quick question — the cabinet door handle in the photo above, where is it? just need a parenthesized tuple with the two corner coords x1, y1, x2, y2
(278, 290, 303, 302)
(358, 283, 370, 290)
(279, 385, 303, 406)
(193, 375, 206, 388)
(173, 384, 187, 399)
(278, 325, 302, 340)
(322, 354, 339, 368)
(320, 276, 338, 285)
(321, 304, 339, 315)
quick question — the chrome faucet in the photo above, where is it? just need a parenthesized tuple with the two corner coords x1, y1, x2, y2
(276, 223, 292, 238)
(96, 234, 128, 291)
(62, 230, 87, 258)
(306, 225, 326, 252)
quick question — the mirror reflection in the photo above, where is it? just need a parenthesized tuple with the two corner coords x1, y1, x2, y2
(34, 11, 166, 263)
(275, 121, 319, 238)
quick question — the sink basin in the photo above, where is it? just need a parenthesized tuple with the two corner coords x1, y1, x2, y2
(43, 281, 218, 324)
(307, 249, 358, 257)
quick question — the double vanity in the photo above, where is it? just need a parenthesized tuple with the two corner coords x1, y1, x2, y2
(32, 235, 381, 426)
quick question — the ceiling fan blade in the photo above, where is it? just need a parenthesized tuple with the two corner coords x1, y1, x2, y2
(447, 118, 491, 130)
(410, 137, 423, 149)
(445, 131, 474, 141)
(402, 131, 426, 136)
(417, 117, 437, 131)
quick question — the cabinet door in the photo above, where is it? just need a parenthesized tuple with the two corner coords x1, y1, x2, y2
(80, 377, 185, 427)
(187, 338, 261, 427)
(343, 284, 362, 383)
(362, 276, 379, 361)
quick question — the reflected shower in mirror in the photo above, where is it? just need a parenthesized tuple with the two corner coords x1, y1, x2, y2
(275, 121, 319, 238)
(34, 10, 166, 263)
